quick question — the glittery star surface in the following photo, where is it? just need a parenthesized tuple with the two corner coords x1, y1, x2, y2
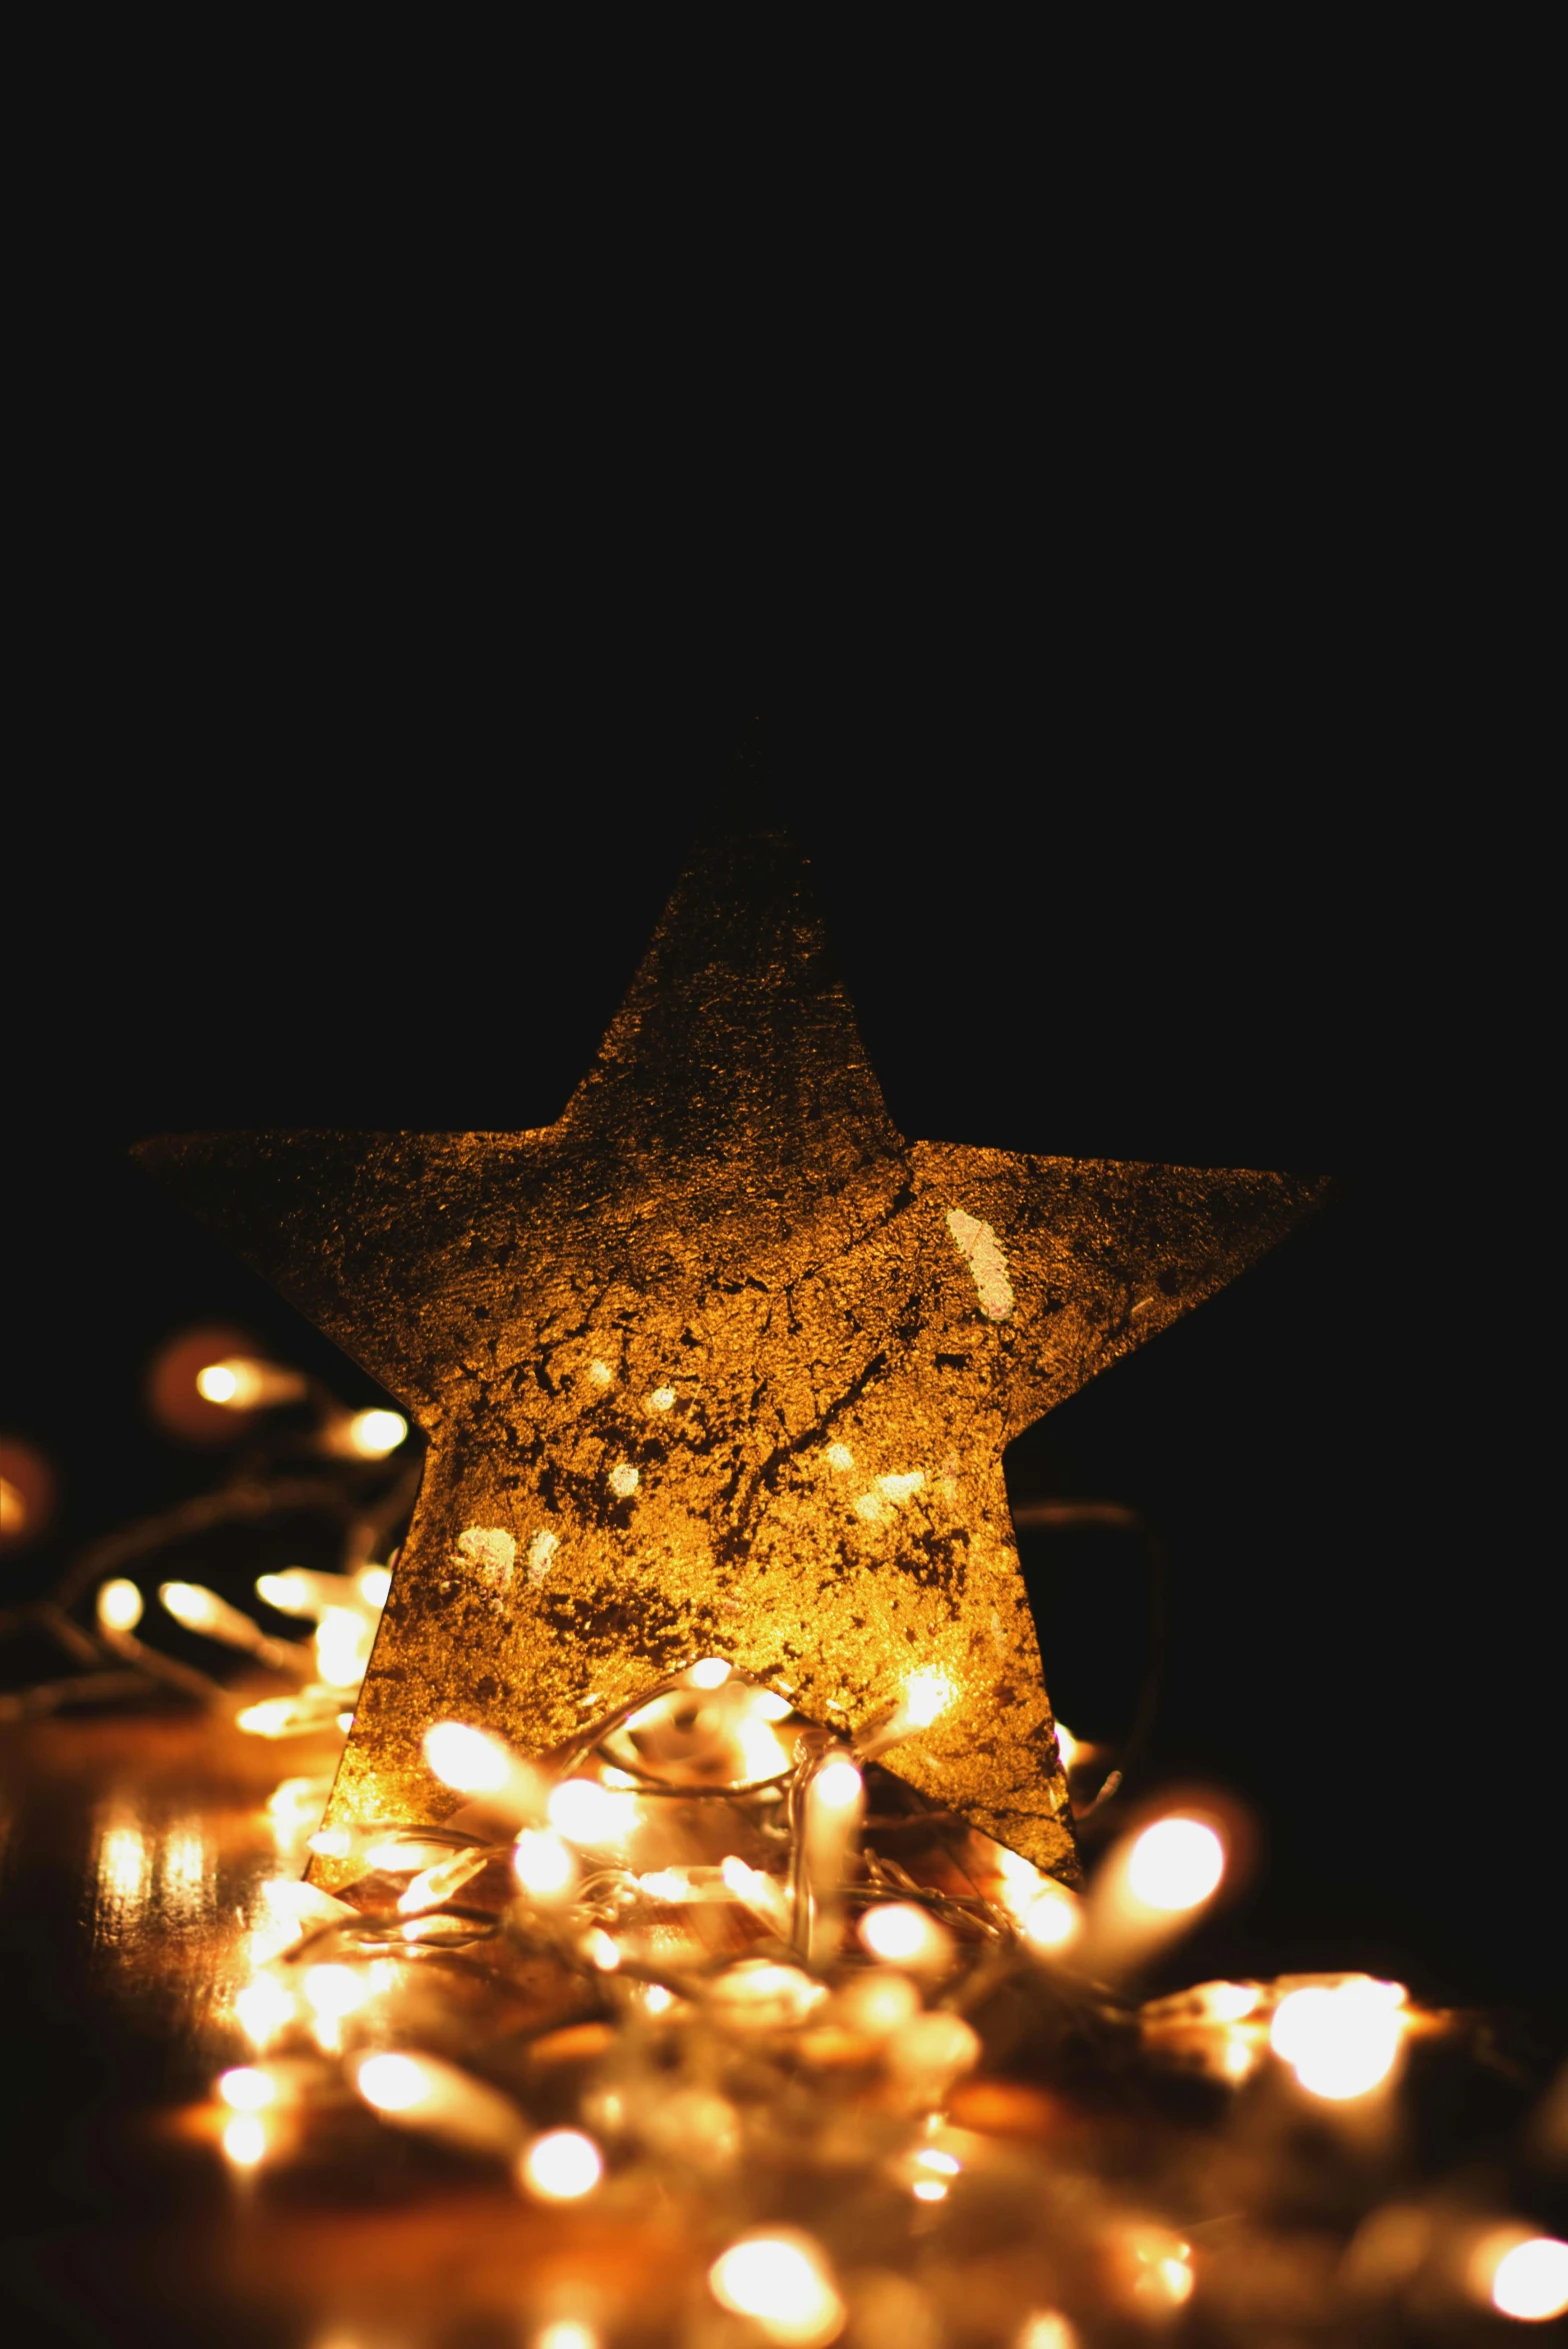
(137, 814, 1324, 1889)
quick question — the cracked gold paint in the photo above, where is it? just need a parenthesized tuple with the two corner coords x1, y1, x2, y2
(136, 816, 1325, 1890)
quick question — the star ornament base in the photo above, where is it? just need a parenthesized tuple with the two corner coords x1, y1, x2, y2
(136, 804, 1325, 1893)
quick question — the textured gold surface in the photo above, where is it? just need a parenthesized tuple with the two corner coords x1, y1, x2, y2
(137, 815, 1324, 1890)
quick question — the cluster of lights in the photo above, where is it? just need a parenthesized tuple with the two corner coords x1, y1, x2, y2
(192, 1663, 1568, 2342)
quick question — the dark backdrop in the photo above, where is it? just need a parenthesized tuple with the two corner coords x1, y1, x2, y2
(3, 693, 1553, 2021)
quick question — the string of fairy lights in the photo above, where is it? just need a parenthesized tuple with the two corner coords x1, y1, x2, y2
(7, 1337, 1568, 2342)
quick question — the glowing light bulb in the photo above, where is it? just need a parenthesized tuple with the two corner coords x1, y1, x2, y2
(345, 1409, 407, 1459)
(357, 1565, 391, 1608)
(1484, 2236, 1568, 2323)
(218, 2066, 277, 2111)
(513, 1830, 577, 1899)
(838, 1971, 921, 2036)
(160, 1581, 218, 1630)
(1054, 1722, 1080, 1770)
(810, 1758, 863, 1812)
(912, 2178, 948, 2201)
(97, 1578, 144, 1633)
(196, 1364, 240, 1403)
(859, 1903, 950, 1967)
(255, 1570, 314, 1617)
(235, 1974, 295, 2043)
(518, 2129, 603, 2202)
(709, 2234, 845, 2348)
(547, 1778, 636, 1846)
(221, 2113, 268, 2166)
(1125, 1818, 1225, 1912)
(915, 2148, 960, 2175)
(1270, 1978, 1406, 2100)
(356, 2052, 431, 2112)
(424, 1719, 509, 1794)
(303, 1963, 370, 2019)
(1022, 1884, 1083, 1952)
(688, 1656, 731, 1689)
(1018, 2314, 1078, 2349)
(902, 1668, 952, 1728)
(315, 1606, 372, 1688)
(537, 2326, 599, 2349)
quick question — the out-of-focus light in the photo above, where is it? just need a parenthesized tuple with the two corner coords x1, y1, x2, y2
(755, 1690, 793, 1721)
(885, 2011, 981, 2093)
(1270, 1978, 1406, 2100)
(1017, 2314, 1077, 2349)
(1054, 1722, 1080, 1771)
(315, 1607, 372, 1688)
(356, 2053, 431, 2112)
(911, 2178, 948, 2201)
(97, 1578, 144, 1633)
(810, 1758, 863, 1812)
(1126, 1818, 1226, 1912)
(219, 2066, 277, 2111)
(357, 1566, 391, 1608)
(518, 2129, 603, 2202)
(709, 1962, 825, 2030)
(398, 1847, 488, 1915)
(513, 1830, 577, 1899)
(160, 1580, 220, 1630)
(195, 1357, 305, 1410)
(581, 1927, 620, 1971)
(915, 2148, 960, 2175)
(425, 1719, 509, 1794)
(256, 1571, 313, 1616)
(859, 1903, 950, 1968)
(709, 2233, 845, 2347)
(307, 1825, 353, 1858)
(221, 2113, 269, 2166)
(536, 2326, 599, 2349)
(345, 1409, 407, 1459)
(548, 1778, 636, 1847)
(1198, 1980, 1259, 2021)
(838, 1971, 921, 2037)
(1022, 1884, 1083, 1952)
(235, 1974, 295, 2043)
(688, 1656, 731, 1689)
(644, 1984, 675, 2015)
(1477, 2235, 1568, 2323)
(902, 1668, 952, 1729)
(303, 1963, 370, 2019)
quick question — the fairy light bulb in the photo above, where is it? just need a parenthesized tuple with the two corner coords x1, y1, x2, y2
(547, 1778, 636, 1846)
(356, 2053, 431, 2112)
(1270, 1978, 1407, 2100)
(1126, 1818, 1226, 1912)
(218, 2066, 277, 2111)
(234, 1974, 295, 2044)
(1478, 2235, 1568, 2323)
(709, 2233, 845, 2347)
(196, 1364, 240, 1403)
(96, 1579, 143, 1633)
(518, 2130, 603, 2202)
(513, 1830, 577, 1900)
(345, 1408, 407, 1459)
(303, 1963, 370, 2019)
(809, 1758, 863, 1812)
(859, 1902, 950, 1968)
(357, 1565, 391, 1608)
(687, 1656, 731, 1689)
(1022, 1883, 1083, 1952)
(221, 2113, 268, 2166)
(425, 1720, 510, 1794)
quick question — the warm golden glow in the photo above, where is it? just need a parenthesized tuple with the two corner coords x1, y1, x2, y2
(1022, 1883, 1083, 1952)
(1270, 1978, 1406, 2100)
(235, 1974, 295, 2044)
(425, 1719, 509, 1793)
(355, 2052, 431, 2112)
(357, 1565, 391, 1608)
(537, 2327, 599, 2349)
(255, 1570, 314, 1617)
(837, 1972, 920, 2036)
(915, 2148, 960, 2175)
(548, 1778, 636, 1847)
(96, 1578, 144, 1633)
(708, 2233, 845, 2347)
(218, 2066, 277, 2111)
(1017, 2315, 1077, 2349)
(687, 1655, 731, 1689)
(345, 1408, 408, 1459)
(809, 1758, 863, 1813)
(858, 1902, 949, 1967)
(1476, 2234, 1568, 2323)
(513, 1830, 577, 1899)
(159, 1580, 220, 1630)
(1125, 1818, 1225, 1912)
(221, 2113, 268, 2166)
(518, 2129, 603, 2202)
(911, 2178, 948, 2201)
(196, 1363, 240, 1403)
(1054, 1721, 1080, 1771)
(901, 1668, 952, 1728)
(303, 1963, 370, 2020)
(315, 1606, 373, 1689)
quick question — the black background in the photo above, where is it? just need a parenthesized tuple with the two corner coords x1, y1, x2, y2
(2, 684, 1555, 2025)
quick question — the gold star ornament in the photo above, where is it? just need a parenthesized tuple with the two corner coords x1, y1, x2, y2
(138, 813, 1324, 1891)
